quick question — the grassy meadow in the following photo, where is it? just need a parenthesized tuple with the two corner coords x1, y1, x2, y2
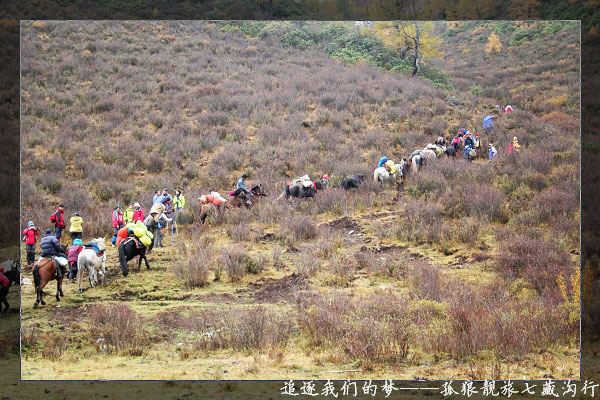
(20, 20, 580, 380)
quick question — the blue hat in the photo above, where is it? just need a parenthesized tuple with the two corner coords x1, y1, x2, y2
(28, 221, 34, 226)
(73, 239, 83, 246)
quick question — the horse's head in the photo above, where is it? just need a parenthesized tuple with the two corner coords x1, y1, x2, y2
(91, 237, 107, 252)
(251, 184, 266, 196)
(356, 174, 366, 182)
(2, 260, 20, 285)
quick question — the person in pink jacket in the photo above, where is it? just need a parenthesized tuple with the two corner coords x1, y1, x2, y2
(132, 203, 145, 223)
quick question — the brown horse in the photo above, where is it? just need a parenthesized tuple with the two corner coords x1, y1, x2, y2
(32, 246, 67, 308)
(229, 184, 267, 209)
(199, 201, 231, 224)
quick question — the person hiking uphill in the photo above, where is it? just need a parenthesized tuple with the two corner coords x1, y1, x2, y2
(489, 143, 498, 160)
(463, 131, 476, 161)
(111, 205, 124, 247)
(50, 204, 65, 243)
(23, 221, 40, 266)
(508, 136, 521, 155)
(69, 210, 83, 241)
(40, 229, 67, 278)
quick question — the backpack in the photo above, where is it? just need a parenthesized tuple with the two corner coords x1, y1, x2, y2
(451, 137, 460, 146)
(50, 211, 57, 224)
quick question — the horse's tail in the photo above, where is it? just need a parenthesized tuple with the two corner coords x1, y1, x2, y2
(33, 265, 41, 289)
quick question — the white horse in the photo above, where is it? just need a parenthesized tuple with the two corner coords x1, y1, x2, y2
(374, 159, 409, 184)
(374, 166, 389, 183)
(77, 237, 107, 293)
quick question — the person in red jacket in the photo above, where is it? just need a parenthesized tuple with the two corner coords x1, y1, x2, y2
(50, 204, 66, 243)
(132, 202, 145, 223)
(112, 205, 124, 247)
(23, 220, 40, 265)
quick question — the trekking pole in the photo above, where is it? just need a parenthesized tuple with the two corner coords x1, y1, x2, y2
(171, 219, 175, 245)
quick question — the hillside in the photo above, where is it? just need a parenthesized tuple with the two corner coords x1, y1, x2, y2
(20, 21, 580, 379)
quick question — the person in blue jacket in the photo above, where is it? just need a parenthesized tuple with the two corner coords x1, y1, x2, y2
(40, 229, 66, 277)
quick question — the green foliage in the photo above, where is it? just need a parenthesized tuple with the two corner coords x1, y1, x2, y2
(469, 84, 483, 95)
(281, 28, 319, 49)
(494, 21, 518, 36)
(509, 25, 546, 46)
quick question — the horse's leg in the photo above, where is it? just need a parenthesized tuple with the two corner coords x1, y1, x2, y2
(101, 260, 106, 286)
(34, 285, 39, 308)
(89, 267, 94, 288)
(39, 278, 48, 306)
(1, 298, 8, 317)
(56, 277, 62, 302)
(138, 252, 143, 272)
(143, 249, 150, 270)
(119, 243, 129, 277)
(77, 262, 84, 293)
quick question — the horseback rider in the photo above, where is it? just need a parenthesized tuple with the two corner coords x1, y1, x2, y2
(40, 229, 67, 278)
(384, 159, 397, 175)
(236, 174, 253, 205)
(378, 156, 388, 168)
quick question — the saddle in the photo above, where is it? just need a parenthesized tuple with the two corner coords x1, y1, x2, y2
(122, 236, 145, 249)
(38, 257, 67, 274)
(84, 243, 104, 257)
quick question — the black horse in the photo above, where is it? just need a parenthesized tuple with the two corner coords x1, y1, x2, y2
(1, 261, 20, 317)
(118, 236, 152, 277)
(283, 183, 318, 199)
(341, 174, 366, 190)
(446, 146, 458, 158)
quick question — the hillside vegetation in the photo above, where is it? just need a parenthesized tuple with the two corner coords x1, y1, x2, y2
(20, 21, 580, 379)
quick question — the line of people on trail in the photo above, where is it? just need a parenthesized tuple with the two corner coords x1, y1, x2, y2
(23, 186, 187, 283)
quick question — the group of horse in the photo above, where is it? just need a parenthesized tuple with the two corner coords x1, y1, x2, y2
(23, 141, 459, 309)
(374, 142, 459, 185)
